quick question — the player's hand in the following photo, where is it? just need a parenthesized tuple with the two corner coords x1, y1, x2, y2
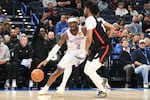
(37, 60, 48, 68)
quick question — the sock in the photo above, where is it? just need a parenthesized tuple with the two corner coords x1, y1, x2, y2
(58, 66, 72, 90)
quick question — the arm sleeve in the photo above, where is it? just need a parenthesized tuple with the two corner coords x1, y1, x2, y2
(46, 44, 61, 62)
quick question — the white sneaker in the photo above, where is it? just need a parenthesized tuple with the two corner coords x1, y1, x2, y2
(12, 79, 17, 88)
(4, 80, 10, 88)
(56, 87, 64, 95)
(29, 80, 33, 88)
(143, 83, 149, 88)
(38, 89, 49, 95)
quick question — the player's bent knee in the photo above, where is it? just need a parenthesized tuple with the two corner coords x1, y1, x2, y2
(84, 67, 92, 76)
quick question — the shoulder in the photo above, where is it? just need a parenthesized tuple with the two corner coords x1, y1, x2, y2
(85, 16, 97, 29)
(1, 43, 9, 48)
(85, 16, 95, 22)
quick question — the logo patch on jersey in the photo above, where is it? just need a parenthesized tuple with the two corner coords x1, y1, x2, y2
(78, 32, 82, 36)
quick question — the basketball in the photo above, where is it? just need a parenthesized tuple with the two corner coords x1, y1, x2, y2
(31, 69, 44, 82)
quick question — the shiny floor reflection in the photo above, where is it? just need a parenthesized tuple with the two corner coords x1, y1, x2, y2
(0, 88, 149, 100)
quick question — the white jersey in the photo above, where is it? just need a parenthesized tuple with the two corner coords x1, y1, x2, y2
(66, 26, 85, 54)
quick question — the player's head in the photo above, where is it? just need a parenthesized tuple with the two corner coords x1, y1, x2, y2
(68, 17, 78, 31)
(84, 0, 99, 17)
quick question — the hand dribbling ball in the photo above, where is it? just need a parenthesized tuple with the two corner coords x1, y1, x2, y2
(31, 69, 44, 82)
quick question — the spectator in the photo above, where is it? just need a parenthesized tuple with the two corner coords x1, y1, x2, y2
(128, 16, 142, 34)
(47, 31, 56, 44)
(109, 0, 118, 11)
(47, 7, 60, 32)
(32, 24, 53, 71)
(0, 35, 11, 88)
(128, 34, 139, 50)
(144, 37, 150, 52)
(0, 24, 4, 37)
(15, 26, 22, 40)
(75, 2, 84, 17)
(115, 2, 128, 17)
(141, 3, 150, 16)
(124, 0, 136, 9)
(3, 22, 11, 35)
(112, 37, 127, 60)
(142, 15, 150, 37)
(45, 2, 54, 15)
(127, 32, 134, 42)
(3, 34, 10, 44)
(137, 14, 143, 26)
(121, 30, 130, 40)
(127, 5, 138, 16)
(56, 0, 76, 8)
(113, 23, 122, 37)
(139, 33, 145, 40)
(42, 0, 57, 7)
(12, 34, 33, 88)
(6, 29, 19, 50)
(55, 14, 68, 41)
(119, 39, 135, 88)
(98, 0, 109, 12)
(124, 24, 130, 32)
(45, 7, 60, 32)
(132, 39, 150, 88)
(0, 8, 6, 23)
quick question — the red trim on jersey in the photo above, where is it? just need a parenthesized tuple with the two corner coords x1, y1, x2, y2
(93, 29, 105, 44)
(100, 45, 109, 62)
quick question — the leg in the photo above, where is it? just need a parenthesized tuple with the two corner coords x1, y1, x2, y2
(56, 66, 73, 94)
(38, 53, 78, 95)
(135, 65, 149, 88)
(3, 63, 11, 88)
(46, 68, 64, 87)
(124, 64, 134, 88)
(56, 53, 79, 92)
(11, 61, 18, 88)
(84, 59, 105, 92)
(38, 68, 64, 95)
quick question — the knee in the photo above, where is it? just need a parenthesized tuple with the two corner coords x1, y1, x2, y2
(84, 67, 92, 76)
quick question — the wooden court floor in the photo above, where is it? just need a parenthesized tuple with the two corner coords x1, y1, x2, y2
(0, 88, 149, 100)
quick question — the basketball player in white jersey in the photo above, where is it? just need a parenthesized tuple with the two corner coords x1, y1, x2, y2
(37, 17, 87, 95)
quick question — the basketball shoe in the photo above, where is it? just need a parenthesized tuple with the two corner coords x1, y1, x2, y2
(38, 88, 48, 95)
(97, 91, 107, 98)
(56, 86, 65, 95)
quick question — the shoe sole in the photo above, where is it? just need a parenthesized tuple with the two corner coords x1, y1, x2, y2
(38, 93, 49, 95)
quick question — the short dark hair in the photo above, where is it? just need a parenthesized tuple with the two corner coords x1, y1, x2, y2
(84, 0, 99, 15)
